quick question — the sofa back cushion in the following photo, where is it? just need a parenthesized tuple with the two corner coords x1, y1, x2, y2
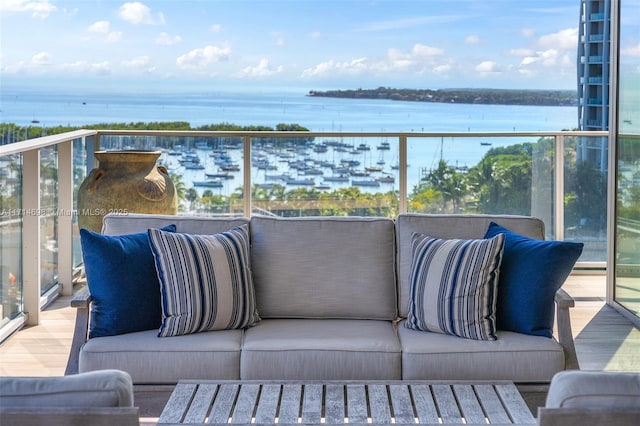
(396, 214, 544, 318)
(102, 213, 249, 236)
(250, 216, 397, 320)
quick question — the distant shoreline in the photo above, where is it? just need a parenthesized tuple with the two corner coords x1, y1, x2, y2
(307, 87, 578, 107)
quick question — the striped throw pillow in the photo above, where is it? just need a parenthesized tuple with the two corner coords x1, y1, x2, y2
(148, 225, 260, 337)
(405, 233, 505, 340)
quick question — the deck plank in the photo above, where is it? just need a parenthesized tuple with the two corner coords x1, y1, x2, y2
(278, 383, 302, 424)
(183, 383, 218, 423)
(157, 383, 196, 424)
(207, 383, 239, 425)
(254, 384, 280, 424)
(368, 384, 392, 424)
(324, 384, 346, 424)
(346, 384, 368, 424)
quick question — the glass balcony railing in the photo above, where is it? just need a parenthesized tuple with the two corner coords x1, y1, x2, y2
(0, 129, 609, 334)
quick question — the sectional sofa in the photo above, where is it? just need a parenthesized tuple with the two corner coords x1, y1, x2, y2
(66, 213, 582, 385)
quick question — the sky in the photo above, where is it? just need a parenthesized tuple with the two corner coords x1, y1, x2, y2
(0, 0, 637, 94)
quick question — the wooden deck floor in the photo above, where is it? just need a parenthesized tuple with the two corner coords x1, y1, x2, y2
(1, 274, 638, 424)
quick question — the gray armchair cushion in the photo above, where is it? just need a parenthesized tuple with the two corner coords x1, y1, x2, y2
(546, 370, 640, 409)
(0, 369, 133, 408)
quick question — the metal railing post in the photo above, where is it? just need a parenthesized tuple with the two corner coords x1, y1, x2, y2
(57, 140, 74, 296)
(22, 149, 41, 325)
(399, 135, 408, 213)
(243, 135, 252, 216)
(554, 134, 565, 241)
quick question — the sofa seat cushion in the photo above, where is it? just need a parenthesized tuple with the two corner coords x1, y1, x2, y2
(79, 329, 243, 384)
(398, 320, 564, 382)
(250, 216, 397, 320)
(241, 319, 402, 380)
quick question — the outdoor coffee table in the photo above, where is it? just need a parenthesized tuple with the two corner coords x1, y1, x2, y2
(157, 380, 536, 425)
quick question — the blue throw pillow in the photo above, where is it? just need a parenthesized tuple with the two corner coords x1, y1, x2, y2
(484, 222, 583, 337)
(80, 224, 176, 338)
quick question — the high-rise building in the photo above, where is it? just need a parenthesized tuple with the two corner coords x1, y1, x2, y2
(577, 0, 611, 172)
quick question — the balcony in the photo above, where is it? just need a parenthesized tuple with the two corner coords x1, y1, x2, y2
(2, 128, 639, 423)
(0, 129, 613, 330)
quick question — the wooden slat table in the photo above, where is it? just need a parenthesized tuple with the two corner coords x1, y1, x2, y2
(158, 380, 536, 425)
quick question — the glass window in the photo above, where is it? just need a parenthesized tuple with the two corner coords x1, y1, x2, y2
(613, 0, 640, 318)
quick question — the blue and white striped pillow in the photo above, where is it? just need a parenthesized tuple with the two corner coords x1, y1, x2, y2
(148, 225, 260, 337)
(405, 232, 505, 341)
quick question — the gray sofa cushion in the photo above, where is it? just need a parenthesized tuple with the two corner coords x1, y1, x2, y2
(241, 319, 402, 380)
(250, 216, 397, 319)
(0, 370, 133, 407)
(546, 370, 640, 409)
(396, 214, 545, 317)
(79, 329, 242, 384)
(101, 212, 249, 235)
(398, 320, 564, 382)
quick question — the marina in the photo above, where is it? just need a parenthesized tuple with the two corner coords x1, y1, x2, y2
(152, 137, 404, 197)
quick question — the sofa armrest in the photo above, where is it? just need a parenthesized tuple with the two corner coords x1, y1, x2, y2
(65, 288, 92, 375)
(554, 288, 579, 370)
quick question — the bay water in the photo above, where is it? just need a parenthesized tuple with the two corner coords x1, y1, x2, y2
(1, 88, 578, 193)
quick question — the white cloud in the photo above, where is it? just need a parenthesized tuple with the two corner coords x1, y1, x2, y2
(88, 21, 110, 33)
(176, 44, 231, 70)
(156, 32, 182, 46)
(509, 48, 535, 57)
(475, 60, 500, 73)
(119, 2, 165, 25)
(433, 64, 453, 74)
(301, 42, 445, 79)
(105, 32, 123, 43)
(211, 24, 222, 33)
(301, 58, 369, 78)
(308, 31, 321, 39)
(412, 44, 444, 57)
(87, 21, 121, 43)
(122, 56, 150, 68)
(0, 0, 56, 18)
(270, 32, 285, 46)
(464, 35, 481, 44)
(59, 60, 112, 75)
(521, 28, 535, 38)
(239, 58, 283, 77)
(622, 43, 640, 57)
(538, 28, 578, 50)
(32, 52, 51, 65)
(121, 56, 155, 73)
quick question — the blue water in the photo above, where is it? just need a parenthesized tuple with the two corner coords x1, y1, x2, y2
(1, 88, 576, 132)
(1, 88, 578, 193)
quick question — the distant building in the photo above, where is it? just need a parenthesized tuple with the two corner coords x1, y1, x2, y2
(577, 0, 611, 172)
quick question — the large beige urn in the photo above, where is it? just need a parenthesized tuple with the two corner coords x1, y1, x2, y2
(77, 150, 177, 232)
